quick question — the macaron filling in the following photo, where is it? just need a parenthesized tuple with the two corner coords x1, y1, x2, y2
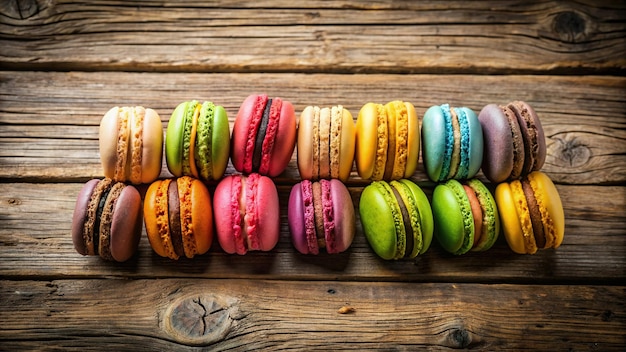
(167, 179, 185, 258)
(510, 180, 538, 254)
(195, 101, 214, 180)
(258, 99, 282, 175)
(243, 95, 268, 173)
(301, 180, 319, 254)
(455, 107, 471, 179)
(390, 184, 413, 258)
(383, 105, 397, 181)
(510, 102, 541, 174)
(98, 182, 125, 261)
(321, 180, 337, 253)
(521, 178, 546, 248)
(394, 180, 424, 257)
(253, 98, 272, 171)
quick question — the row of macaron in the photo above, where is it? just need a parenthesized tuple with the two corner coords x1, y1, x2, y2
(72, 169, 564, 262)
(98, 95, 547, 185)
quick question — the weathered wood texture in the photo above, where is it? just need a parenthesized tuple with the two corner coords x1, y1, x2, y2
(1, 279, 624, 350)
(1, 1, 625, 74)
(1, 71, 625, 184)
(1, 183, 625, 283)
(1, 0, 625, 350)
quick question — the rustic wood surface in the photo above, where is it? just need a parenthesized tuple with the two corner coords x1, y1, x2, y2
(1, 1, 625, 350)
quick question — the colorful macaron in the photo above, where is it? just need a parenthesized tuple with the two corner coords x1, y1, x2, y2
(231, 94, 296, 177)
(478, 101, 546, 183)
(99, 106, 163, 184)
(165, 100, 231, 181)
(71, 178, 142, 262)
(431, 179, 500, 255)
(421, 104, 483, 182)
(288, 179, 355, 255)
(297, 105, 356, 182)
(143, 176, 213, 260)
(359, 179, 433, 260)
(495, 171, 564, 254)
(213, 173, 280, 254)
(355, 101, 419, 181)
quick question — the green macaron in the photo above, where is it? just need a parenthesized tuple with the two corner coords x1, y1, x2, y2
(432, 178, 500, 255)
(166, 100, 230, 181)
(359, 179, 433, 260)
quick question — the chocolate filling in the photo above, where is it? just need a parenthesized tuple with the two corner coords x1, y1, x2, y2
(252, 98, 272, 171)
(390, 185, 413, 258)
(92, 187, 112, 256)
(521, 179, 546, 248)
(168, 179, 185, 258)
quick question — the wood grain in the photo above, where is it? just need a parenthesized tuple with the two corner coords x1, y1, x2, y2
(1, 71, 625, 184)
(1, 182, 624, 282)
(1, 1, 624, 74)
(1, 279, 624, 350)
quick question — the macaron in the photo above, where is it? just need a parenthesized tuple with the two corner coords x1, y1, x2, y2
(297, 105, 356, 182)
(231, 94, 296, 177)
(431, 179, 500, 255)
(359, 179, 433, 260)
(143, 176, 213, 260)
(421, 104, 483, 182)
(99, 106, 163, 184)
(478, 101, 547, 183)
(71, 178, 142, 262)
(288, 179, 355, 255)
(355, 101, 420, 181)
(165, 100, 231, 181)
(495, 171, 564, 254)
(213, 173, 280, 255)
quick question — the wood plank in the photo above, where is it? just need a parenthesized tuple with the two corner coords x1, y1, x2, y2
(1, 1, 624, 74)
(1, 182, 624, 282)
(1, 71, 625, 184)
(0, 279, 623, 350)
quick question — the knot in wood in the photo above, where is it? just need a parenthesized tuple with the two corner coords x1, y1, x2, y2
(446, 327, 471, 349)
(162, 293, 240, 346)
(552, 11, 587, 43)
(555, 136, 591, 168)
(2, 0, 40, 20)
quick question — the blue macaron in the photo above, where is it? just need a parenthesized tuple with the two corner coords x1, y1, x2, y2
(422, 104, 483, 182)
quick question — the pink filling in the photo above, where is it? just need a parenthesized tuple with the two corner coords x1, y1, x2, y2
(321, 180, 337, 253)
(258, 98, 282, 175)
(301, 180, 318, 254)
(244, 95, 268, 173)
(230, 176, 246, 255)
(245, 173, 261, 251)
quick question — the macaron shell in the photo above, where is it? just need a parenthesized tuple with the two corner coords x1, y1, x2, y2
(71, 179, 101, 256)
(296, 106, 315, 180)
(463, 107, 483, 179)
(422, 105, 447, 182)
(400, 179, 434, 255)
(466, 178, 500, 252)
(338, 108, 356, 181)
(528, 171, 565, 248)
(231, 94, 263, 174)
(288, 183, 311, 254)
(109, 185, 142, 262)
(359, 181, 399, 260)
(141, 108, 163, 183)
(356, 103, 386, 180)
(495, 182, 530, 254)
(252, 175, 281, 250)
(99, 107, 121, 180)
(478, 104, 516, 183)
(511, 101, 547, 174)
(189, 177, 213, 256)
(404, 102, 419, 178)
(265, 100, 296, 177)
(165, 102, 188, 177)
(213, 175, 240, 254)
(432, 180, 473, 254)
(329, 179, 355, 253)
(144, 179, 176, 258)
(210, 105, 230, 180)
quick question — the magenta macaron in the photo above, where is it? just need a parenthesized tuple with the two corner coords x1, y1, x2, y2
(288, 179, 355, 254)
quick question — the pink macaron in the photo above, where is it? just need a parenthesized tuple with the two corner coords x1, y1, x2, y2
(231, 94, 297, 177)
(288, 179, 355, 255)
(213, 173, 280, 254)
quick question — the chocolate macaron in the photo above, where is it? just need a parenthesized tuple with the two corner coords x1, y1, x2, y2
(478, 101, 546, 183)
(71, 178, 143, 262)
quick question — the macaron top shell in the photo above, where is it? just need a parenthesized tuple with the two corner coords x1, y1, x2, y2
(359, 181, 401, 259)
(232, 94, 296, 177)
(432, 179, 474, 255)
(108, 184, 143, 262)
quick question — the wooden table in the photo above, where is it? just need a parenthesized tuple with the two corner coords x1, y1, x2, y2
(1, 1, 625, 350)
